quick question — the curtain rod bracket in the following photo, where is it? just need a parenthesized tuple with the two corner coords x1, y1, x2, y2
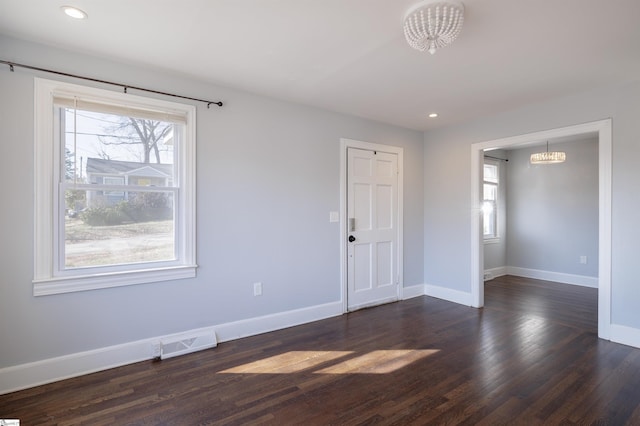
(9, 63, 14, 72)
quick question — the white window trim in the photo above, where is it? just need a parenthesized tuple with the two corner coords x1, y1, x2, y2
(483, 160, 499, 241)
(33, 78, 197, 296)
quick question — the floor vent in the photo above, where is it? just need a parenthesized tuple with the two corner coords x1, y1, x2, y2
(160, 329, 217, 360)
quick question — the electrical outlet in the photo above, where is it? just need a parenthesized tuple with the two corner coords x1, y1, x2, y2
(580, 256, 587, 264)
(253, 282, 262, 296)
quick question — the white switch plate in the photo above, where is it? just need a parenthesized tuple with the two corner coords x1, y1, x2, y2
(253, 282, 262, 296)
(329, 211, 339, 222)
(580, 256, 587, 264)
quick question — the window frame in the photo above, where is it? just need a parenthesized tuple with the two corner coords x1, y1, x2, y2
(34, 78, 197, 296)
(483, 160, 499, 242)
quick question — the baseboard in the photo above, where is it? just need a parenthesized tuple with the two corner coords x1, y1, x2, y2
(610, 324, 640, 349)
(0, 301, 343, 395)
(0, 337, 156, 396)
(424, 284, 473, 306)
(402, 283, 473, 306)
(214, 301, 343, 343)
(402, 284, 426, 300)
(506, 266, 598, 288)
(483, 266, 507, 281)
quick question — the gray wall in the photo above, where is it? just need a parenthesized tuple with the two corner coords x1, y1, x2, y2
(424, 80, 640, 329)
(506, 139, 598, 277)
(0, 35, 424, 368)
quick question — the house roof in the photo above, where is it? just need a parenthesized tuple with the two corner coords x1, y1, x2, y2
(86, 157, 172, 177)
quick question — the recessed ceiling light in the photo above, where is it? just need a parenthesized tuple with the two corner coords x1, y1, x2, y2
(428, 113, 438, 118)
(61, 6, 88, 19)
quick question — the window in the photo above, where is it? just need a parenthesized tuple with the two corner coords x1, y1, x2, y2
(102, 176, 126, 198)
(483, 161, 499, 240)
(34, 78, 197, 295)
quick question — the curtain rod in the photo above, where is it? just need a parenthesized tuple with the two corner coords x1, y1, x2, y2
(1, 59, 223, 108)
(484, 155, 508, 162)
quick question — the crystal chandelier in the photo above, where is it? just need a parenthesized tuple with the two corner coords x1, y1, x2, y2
(403, 0, 465, 55)
(530, 141, 566, 164)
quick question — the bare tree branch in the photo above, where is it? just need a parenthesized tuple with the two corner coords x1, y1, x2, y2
(98, 116, 172, 164)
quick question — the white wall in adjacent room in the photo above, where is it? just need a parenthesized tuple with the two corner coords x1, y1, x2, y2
(506, 139, 598, 278)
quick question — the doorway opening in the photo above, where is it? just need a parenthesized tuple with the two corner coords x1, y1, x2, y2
(470, 119, 612, 340)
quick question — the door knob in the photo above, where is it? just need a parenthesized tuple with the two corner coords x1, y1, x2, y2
(348, 235, 356, 242)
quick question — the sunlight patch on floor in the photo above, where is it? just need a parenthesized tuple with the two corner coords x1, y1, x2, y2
(218, 349, 438, 375)
(219, 351, 353, 374)
(314, 350, 439, 374)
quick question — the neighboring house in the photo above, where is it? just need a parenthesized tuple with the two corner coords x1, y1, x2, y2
(85, 157, 172, 207)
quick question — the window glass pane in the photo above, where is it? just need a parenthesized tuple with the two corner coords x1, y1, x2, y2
(63, 108, 176, 186)
(64, 189, 175, 269)
(483, 201, 496, 237)
(483, 183, 497, 201)
(61, 107, 178, 270)
(484, 164, 498, 183)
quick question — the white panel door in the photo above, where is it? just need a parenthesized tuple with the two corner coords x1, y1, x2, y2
(347, 148, 398, 310)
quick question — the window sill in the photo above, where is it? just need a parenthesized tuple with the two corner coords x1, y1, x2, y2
(33, 265, 197, 296)
(484, 237, 501, 245)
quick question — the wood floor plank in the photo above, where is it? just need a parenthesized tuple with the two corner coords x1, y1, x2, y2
(2, 276, 640, 424)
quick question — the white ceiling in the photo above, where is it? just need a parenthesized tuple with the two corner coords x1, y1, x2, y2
(1, 0, 639, 131)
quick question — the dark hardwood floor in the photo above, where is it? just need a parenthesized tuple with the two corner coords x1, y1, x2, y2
(3, 276, 640, 425)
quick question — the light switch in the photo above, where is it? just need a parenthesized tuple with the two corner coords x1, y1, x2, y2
(329, 211, 339, 222)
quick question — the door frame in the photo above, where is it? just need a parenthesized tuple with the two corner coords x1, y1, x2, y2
(340, 138, 404, 313)
(470, 119, 612, 340)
